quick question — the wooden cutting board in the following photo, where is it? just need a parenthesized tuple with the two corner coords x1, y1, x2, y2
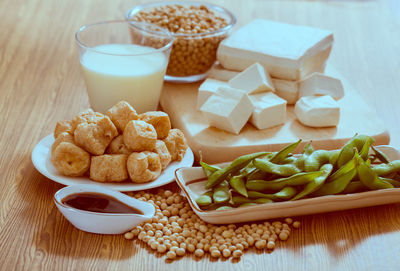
(160, 65, 389, 164)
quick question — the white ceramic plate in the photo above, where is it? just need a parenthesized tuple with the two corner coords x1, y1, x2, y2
(175, 145, 400, 224)
(32, 134, 194, 191)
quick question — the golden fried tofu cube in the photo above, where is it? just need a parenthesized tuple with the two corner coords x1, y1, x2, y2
(51, 142, 90, 177)
(90, 154, 128, 182)
(123, 120, 157, 152)
(127, 151, 161, 183)
(163, 129, 188, 162)
(71, 108, 104, 131)
(54, 120, 73, 139)
(74, 116, 118, 155)
(153, 140, 171, 169)
(139, 111, 171, 139)
(106, 135, 131, 155)
(106, 101, 139, 133)
(51, 132, 75, 157)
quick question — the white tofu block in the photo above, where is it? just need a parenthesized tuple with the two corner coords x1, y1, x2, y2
(249, 92, 287, 130)
(217, 19, 334, 81)
(197, 78, 229, 109)
(299, 73, 344, 100)
(228, 63, 275, 94)
(272, 78, 299, 105)
(208, 64, 240, 81)
(200, 87, 254, 134)
(294, 95, 340, 127)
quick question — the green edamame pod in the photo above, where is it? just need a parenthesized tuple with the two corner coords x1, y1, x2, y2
(304, 150, 332, 172)
(378, 177, 400, 188)
(231, 196, 273, 206)
(312, 166, 357, 196)
(355, 152, 394, 190)
(337, 134, 371, 167)
(359, 136, 374, 161)
(270, 140, 302, 164)
(372, 160, 400, 176)
(280, 156, 298, 164)
(229, 175, 248, 197)
(246, 169, 272, 181)
(238, 203, 258, 207)
(216, 206, 234, 211)
(327, 153, 356, 183)
(371, 145, 390, 163)
(200, 161, 221, 178)
(292, 163, 333, 200)
(248, 186, 297, 201)
(253, 158, 301, 177)
(246, 171, 323, 191)
(212, 180, 230, 204)
(329, 150, 340, 167)
(205, 152, 268, 189)
(195, 190, 213, 206)
(341, 181, 366, 194)
(295, 142, 314, 170)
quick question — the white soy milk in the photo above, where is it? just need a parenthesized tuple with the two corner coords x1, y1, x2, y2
(80, 44, 168, 113)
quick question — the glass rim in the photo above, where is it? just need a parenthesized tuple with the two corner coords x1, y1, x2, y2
(75, 20, 174, 56)
(125, 1, 237, 38)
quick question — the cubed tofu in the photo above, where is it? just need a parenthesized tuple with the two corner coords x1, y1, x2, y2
(249, 92, 287, 129)
(208, 64, 240, 81)
(217, 19, 333, 81)
(294, 95, 340, 127)
(200, 87, 254, 134)
(271, 78, 299, 105)
(228, 63, 275, 94)
(299, 73, 344, 100)
(197, 78, 229, 109)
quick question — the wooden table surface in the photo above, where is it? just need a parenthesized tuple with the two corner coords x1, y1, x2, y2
(1, 0, 400, 270)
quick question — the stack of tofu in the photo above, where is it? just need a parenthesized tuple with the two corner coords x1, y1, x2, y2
(198, 19, 345, 134)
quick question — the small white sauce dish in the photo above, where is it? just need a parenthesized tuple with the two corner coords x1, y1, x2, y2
(54, 184, 155, 234)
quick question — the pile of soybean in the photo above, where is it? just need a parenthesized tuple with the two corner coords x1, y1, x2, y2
(197, 134, 400, 210)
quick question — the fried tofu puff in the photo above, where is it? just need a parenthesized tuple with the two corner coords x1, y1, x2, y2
(71, 108, 104, 131)
(106, 135, 131, 155)
(139, 111, 171, 139)
(127, 151, 162, 183)
(54, 120, 73, 138)
(123, 120, 157, 152)
(51, 142, 90, 177)
(51, 132, 75, 157)
(90, 154, 128, 182)
(106, 101, 139, 133)
(74, 116, 118, 155)
(153, 140, 171, 169)
(163, 129, 188, 162)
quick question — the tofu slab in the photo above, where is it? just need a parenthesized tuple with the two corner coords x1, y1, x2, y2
(200, 87, 254, 134)
(299, 73, 344, 100)
(197, 78, 229, 109)
(208, 64, 240, 81)
(294, 95, 340, 127)
(228, 63, 275, 94)
(249, 92, 287, 129)
(217, 19, 334, 81)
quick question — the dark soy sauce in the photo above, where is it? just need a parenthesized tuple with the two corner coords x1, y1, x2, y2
(62, 192, 143, 214)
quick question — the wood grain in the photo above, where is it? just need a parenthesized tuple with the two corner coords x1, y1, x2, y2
(1, 0, 400, 270)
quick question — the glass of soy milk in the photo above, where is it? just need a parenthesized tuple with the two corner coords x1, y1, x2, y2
(75, 20, 173, 113)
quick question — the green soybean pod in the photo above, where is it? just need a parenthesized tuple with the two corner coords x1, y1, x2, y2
(292, 163, 333, 200)
(295, 142, 314, 170)
(341, 181, 366, 194)
(195, 190, 214, 207)
(304, 150, 331, 172)
(212, 180, 230, 204)
(253, 158, 301, 177)
(355, 152, 394, 190)
(246, 171, 323, 191)
(229, 175, 248, 197)
(248, 186, 297, 201)
(337, 134, 371, 167)
(205, 152, 268, 189)
(216, 206, 234, 211)
(270, 139, 302, 164)
(312, 166, 357, 196)
(372, 160, 400, 176)
(371, 145, 390, 164)
(200, 161, 221, 178)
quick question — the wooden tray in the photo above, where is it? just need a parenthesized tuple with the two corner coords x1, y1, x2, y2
(160, 65, 389, 164)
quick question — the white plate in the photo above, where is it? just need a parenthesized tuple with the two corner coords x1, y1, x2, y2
(32, 134, 194, 191)
(175, 145, 400, 224)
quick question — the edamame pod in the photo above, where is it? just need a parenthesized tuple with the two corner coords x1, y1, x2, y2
(195, 190, 213, 206)
(304, 150, 332, 172)
(229, 175, 248, 197)
(372, 160, 400, 176)
(312, 166, 357, 196)
(341, 181, 366, 194)
(246, 171, 323, 191)
(200, 161, 221, 178)
(248, 186, 297, 201)
(253, 158, 301, 177)
(212, 180, 230, 204)
(270, 140, 302, 164)
(292, 163, 333, 200)
(295, 142, 314, 170)
(231, 196, 273, 206)
(371, 145, 390, 163)
(337, 134, 371, 167)
(355, 152, 394, 190)
(205, 152, 268, 189)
